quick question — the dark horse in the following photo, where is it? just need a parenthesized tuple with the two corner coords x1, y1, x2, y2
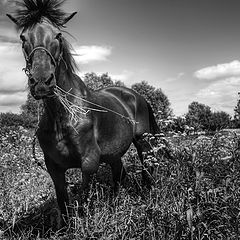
(8, 0, 159, 225)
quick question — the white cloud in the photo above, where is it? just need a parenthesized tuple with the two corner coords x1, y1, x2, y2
(0, 43, 27, 91)
(196, 76, 240, 114)
(73, 45, 112, 64)
(0, 92, 27, 107)
(109, 70, 133, 82)
(0, 42, 27, 112)
(165, 72, 184, 82)
(194, 60, 240, 80)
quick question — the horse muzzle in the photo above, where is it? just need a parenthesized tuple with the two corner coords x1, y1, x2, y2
(29, 73, 56, 99)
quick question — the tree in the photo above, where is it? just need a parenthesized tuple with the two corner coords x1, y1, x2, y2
(83, 72, 125, 91)
(209, 111, 231, 131)
(233, 93, 240, 128)
(131, 81, 172, 121)
(185, 101, 212, 131)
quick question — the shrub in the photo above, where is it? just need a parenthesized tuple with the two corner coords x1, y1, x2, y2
(0, 112, 24, 128)
(0, 112, 37, 129)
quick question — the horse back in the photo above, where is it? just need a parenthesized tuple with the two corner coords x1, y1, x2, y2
(97, 86, 158, 138)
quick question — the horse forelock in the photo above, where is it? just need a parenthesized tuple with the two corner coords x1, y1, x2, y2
(13, 0, 67, 30)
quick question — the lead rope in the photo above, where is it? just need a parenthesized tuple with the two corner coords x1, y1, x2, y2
(55, 86, 138, 125)
(32, 101, 47, 171)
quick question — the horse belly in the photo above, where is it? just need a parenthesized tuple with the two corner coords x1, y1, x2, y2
(98, 122, 133, 160)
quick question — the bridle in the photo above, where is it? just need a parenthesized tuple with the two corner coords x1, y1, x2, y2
(22, 35, 65, 78)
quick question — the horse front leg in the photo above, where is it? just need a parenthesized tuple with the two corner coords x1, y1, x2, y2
(80, 142, 100, 198)
(44, 155, 69, 226)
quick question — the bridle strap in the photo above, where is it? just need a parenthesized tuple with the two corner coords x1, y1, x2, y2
(25, 46, 57, 66)
(22, 42, 65, 77)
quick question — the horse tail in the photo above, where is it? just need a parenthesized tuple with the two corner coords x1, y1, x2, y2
(146, 102, 160, 134)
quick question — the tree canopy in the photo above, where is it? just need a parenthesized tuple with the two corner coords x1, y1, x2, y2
(131, 81, 172, 121)
(83, 72, 125, 91)
(209, 111, 231, 131)
(185, 101, 231, 131)
(233, 93, 240, 128)
(186, 101, 212, 130)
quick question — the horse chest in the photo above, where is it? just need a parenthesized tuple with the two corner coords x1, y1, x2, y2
(38, 131, 82, 168)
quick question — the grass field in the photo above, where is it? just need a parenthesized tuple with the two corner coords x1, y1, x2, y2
(0, 126, 240, 239)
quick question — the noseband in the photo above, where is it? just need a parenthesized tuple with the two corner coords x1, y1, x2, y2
(22, 40, 64, 77)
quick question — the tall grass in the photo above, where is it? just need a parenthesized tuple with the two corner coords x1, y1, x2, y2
(0, 126, 239, 239)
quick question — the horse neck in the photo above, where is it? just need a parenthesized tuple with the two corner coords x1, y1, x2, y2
(43, 64, 90, 129)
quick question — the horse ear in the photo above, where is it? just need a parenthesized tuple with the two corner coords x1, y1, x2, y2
(6, 14, 19, 25)
(62, 12, 77, 25)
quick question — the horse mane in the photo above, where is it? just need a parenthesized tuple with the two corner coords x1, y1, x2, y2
(61, 36, 78, 74)
(13, 0, 68, 30)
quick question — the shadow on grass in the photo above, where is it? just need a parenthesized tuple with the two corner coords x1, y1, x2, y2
(1, 163, 146, 239)
(2, 197, 60, 239)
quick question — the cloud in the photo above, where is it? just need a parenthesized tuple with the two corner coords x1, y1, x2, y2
(0, 19, 27, 112)
(0, 16, 19, 42)
(194, 60, 240, 80)
(0, 92, 27, 107)
(109, 70, 133, 82)
(165, 72, 184, 82)
(0, 43, 27, 92)
(193, 60, 240, 114)
(0, 1, 16, 21)
(0, 34, 19, 43)
(0, 42, 27, 112)
(73, 45, 112, 64)
(196, 76, 240, 114)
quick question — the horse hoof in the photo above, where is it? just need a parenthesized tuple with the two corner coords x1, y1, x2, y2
(50, 208, 68, 230)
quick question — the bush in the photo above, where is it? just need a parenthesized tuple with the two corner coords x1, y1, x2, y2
(0, 112, 24, 128)
(0, 112, 37, 129)
(20, 113, 38, 129)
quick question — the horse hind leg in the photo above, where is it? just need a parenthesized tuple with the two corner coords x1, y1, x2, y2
(133, 139, 154, 188)
(110, 158, 126, 193)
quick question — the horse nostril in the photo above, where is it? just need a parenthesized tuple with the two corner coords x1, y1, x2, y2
(45, 74, 54, 86)
(29, 77, 36, 85)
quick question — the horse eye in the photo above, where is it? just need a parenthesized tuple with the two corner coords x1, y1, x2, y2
(20, 35, 26, 42)
(55, 33, 62, 39)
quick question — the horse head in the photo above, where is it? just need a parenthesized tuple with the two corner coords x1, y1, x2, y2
(7, 0, 77, 100)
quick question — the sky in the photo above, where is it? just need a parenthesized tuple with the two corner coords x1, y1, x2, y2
(1, 0, 240, 116)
